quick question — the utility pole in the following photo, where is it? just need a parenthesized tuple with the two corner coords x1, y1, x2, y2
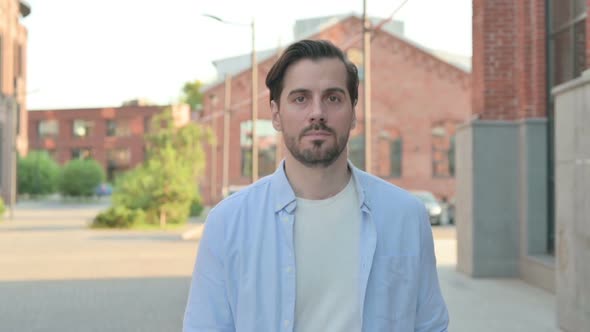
(363, 0, 372, 173)
(222, 75, 232, 198)
(251, 18, 259, 182)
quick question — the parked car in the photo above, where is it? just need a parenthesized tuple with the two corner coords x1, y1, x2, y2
(411, 190, 443, 225)
(94, 183, 113, 196)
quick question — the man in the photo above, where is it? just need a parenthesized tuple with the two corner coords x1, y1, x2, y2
(184, 39, 448, 331)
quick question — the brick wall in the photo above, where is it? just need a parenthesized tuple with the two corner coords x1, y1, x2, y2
(28, 106, 165, 175)
(473, 0, 546, 120)
(200, 16, 472, 205)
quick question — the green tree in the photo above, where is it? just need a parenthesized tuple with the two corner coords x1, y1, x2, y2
(181, 80, 203, 111)
(0, 197, 5, 219)
(17, 151, 61, 196)
(60, 159, 105, 197)
(111, 108, 210, 227)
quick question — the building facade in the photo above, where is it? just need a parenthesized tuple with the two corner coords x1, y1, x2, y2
(0, 0, 30, 205)
(199, 15, 471, 206)
(457, 0, 589, 330)
(28, 105, 166, 180)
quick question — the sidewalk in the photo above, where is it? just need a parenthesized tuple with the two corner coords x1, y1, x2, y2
(0, 203, 561, 331)
(433, 234, 560, 332)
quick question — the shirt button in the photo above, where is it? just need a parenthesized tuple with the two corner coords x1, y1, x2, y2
(286, 266, 292, 273)
(282, 217, 289, 223)
(284, 320, 290, 327)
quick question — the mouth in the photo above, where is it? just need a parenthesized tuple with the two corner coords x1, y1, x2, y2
(302, 130, 332, 140)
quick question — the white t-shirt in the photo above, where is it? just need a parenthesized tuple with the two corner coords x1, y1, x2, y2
(294, 177, 362, 332)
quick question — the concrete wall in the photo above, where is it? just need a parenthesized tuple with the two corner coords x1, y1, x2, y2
(0, 96, 17, 205)
(518, 119, 554, 292)
(553, 71, 590, 332)
(456, 120, 521, 277)
(456, 119, 553, 287)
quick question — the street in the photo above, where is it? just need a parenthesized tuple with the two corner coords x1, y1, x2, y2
(0, 202, 559, 331)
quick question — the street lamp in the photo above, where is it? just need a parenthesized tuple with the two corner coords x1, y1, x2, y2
(362, 0, 372, 174)
(203, 14, 259, 183)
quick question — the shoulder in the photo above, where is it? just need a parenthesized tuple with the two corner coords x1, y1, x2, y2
(354, 169, 425, 214)
(205, 175, 274, 225)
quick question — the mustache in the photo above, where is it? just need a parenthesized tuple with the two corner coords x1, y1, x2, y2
(299, 123, 335, 138)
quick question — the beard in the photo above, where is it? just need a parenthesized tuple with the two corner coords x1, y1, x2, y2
(284, 122, 350, 168)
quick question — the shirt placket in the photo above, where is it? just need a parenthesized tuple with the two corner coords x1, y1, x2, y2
(278, 207, 296, 331)
(358, 204, 376, 330)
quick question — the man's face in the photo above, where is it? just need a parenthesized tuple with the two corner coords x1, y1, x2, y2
(271, 57, 356, 168)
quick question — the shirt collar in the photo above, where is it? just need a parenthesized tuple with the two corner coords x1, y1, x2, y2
(270, 159, 370, 213)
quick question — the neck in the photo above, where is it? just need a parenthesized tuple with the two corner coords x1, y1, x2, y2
(283, 153, 351, 200)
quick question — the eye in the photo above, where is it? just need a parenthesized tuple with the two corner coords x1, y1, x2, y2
(327, 95, 341, 103)
(294, 96, 306, 103)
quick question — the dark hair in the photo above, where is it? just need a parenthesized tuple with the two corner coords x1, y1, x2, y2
(265, 39, 359, 107)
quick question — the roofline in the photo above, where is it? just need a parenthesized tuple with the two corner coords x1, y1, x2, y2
(28, 104, 169, 112)
(202, 14, 469, 93)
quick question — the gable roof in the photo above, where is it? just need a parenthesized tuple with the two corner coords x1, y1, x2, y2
(202, 14, 470, 93)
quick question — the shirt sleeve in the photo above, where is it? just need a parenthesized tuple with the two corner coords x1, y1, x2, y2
(183, 209, 235, 332)
(415, 205, 449, 332)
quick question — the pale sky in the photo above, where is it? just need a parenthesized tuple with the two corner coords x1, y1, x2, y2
(24, 0, 471, 110)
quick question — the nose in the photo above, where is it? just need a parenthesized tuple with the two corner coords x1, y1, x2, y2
(308, 98, 326, 123)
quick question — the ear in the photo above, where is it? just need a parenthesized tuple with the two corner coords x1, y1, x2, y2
(271, 100, 282, 132)
(351, 108, 357, 130)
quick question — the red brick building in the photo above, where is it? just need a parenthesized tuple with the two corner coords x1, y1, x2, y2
(457, 0, 590, 329)
(28, 105, 165, 180)
(199, 15, 471, 205)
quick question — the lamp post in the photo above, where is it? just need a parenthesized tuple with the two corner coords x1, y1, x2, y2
(203, 14, 258, 183)
(222, 75, 232, 198)
(362, 0, 372, 174)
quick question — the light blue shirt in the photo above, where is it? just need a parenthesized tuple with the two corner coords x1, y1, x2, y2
(183, 161, 449, 332)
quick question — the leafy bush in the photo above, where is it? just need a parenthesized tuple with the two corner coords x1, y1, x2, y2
(18, 151, 61, 195)
(92, 206, 145, 228)
(0, 197, 5, 218)
(94, 108, 210, 228)
(189, 195, 204, 217)
(60, 159, 105, 197)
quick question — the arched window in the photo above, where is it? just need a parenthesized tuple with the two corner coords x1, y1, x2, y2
(240, 120, 277, 178)
(431, 121, 458, 178)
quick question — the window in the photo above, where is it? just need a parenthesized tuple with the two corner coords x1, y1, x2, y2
(377, 129, 402, 178)
(38, 120, 58, 138)
(547, 0, 587, 254)
(144, 116, 152, 133)
(71, 148, 92, 160)
(106, 119, 131, 137)
(107, 148, 131, 166)
(549, 0, 587, 87)
(72, 120, 93, 138)
(431, 122, 458, 178)
(107, 148, 131, 181)
(240, 120, 277, 178)
(390, 138, 403, 178)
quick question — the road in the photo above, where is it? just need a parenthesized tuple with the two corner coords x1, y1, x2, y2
(0, 202, 557, 332)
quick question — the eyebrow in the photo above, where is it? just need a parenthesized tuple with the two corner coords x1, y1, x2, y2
(286, 87, 346, 97)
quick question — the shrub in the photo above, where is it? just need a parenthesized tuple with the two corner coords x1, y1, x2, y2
(0, 197, 5, 218)
(189, 195, 204, 217)
(60, 159, 105, 197)
(92, 206, 145, 228)
(17, 151, 61, 195)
